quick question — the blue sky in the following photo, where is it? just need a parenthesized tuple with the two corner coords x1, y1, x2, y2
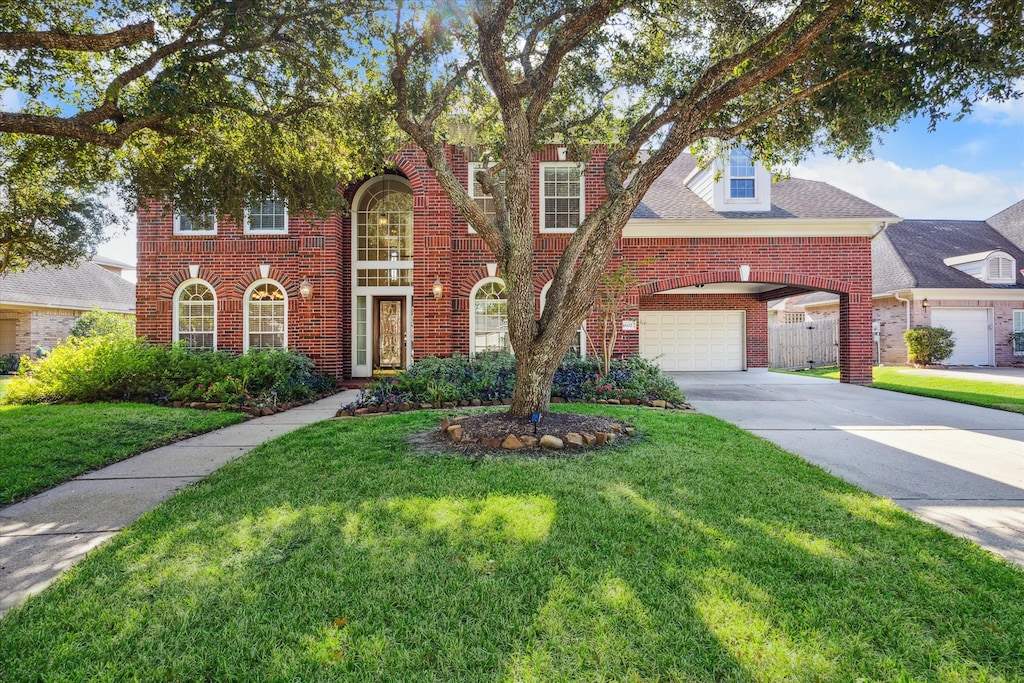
(100, 94, 1024, 268)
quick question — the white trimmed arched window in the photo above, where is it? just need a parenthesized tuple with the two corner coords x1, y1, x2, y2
(540, 280, 586, 357)
(173, 280, 216, 350)
(244, 280, 287, 351)
(470, 278, 510, 355)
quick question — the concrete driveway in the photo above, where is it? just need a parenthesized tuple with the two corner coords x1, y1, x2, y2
(671, 370, 1024, 568)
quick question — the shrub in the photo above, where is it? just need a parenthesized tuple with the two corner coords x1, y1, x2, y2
(350, 352, 684, 409)
(904, 326, 956, 365)
(0, 341, 333, 407)
(69, 308, 136, 339)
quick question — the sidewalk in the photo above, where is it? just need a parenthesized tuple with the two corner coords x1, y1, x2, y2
(0, 390, 359, 616)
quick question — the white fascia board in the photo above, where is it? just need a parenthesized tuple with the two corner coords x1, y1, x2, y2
(623, 217, 887, 238)
(879, 288, 1024, 302)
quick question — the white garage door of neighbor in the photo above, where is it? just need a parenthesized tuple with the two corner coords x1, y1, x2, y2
(929, 307, 992, 366)
(639, 310, 745, 371)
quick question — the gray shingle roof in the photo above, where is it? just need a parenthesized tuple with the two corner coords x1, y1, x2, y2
(633, 154, 899, 220)
(873, 219, 1024, 292)
(986, 199, 1024, 248)
(0, 261, 136, 313)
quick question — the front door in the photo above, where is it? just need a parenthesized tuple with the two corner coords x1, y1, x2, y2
(374, 297, 406, 371)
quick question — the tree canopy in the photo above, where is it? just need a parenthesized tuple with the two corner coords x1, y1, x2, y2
(388, 0, 1022, 414)
(1, 0, 393, 272)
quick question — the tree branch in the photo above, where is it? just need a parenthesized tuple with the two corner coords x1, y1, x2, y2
(0, 21, 154, 52)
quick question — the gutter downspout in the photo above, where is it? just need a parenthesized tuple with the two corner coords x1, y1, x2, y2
(893, 291, 912, 365)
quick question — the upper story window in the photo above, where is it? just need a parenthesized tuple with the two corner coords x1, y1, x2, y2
(173, 280, 215, 349)
(467, 162, 506, 227)
(245, 196, 288, 234)
(540, 162, 584, 232)
(729, 148, 756, 199)
(174, 210, 217, 235)
(987, 254, 1016, 283)
(356, 176, 413, 263)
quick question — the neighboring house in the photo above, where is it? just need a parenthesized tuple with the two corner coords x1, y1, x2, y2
(0, 260, 136, 361)
(136, 145, 896, 383)
(793, 200, 1024, 366)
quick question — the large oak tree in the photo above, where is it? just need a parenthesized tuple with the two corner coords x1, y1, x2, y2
(1, 0, 392, 272)
(387, 0, 1022, 415)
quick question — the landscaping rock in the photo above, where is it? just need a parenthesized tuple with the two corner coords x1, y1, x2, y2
(502, 435, 524, 450)
(565, 432, 584, 447)
(607, 398, 620, 405)
(481, 437, 503, 448)
(261, 407, 275, 416)
(624, 427, 636, 436)
(519, 435, 538, 447)
(539, 435, 564, 450)
(551, 397, 566, 404)
(652, 399, 667, 408)
(581, 432, 596, 445)
(447, 424, 463, 442)
(470, 398, 482, 407)
(440, 418, 451, 431)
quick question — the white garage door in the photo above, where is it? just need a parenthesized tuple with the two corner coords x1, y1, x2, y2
(929, 308, 992, 366)
(639, 310, 745, 371)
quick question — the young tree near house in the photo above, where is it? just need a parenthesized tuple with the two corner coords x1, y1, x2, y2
(0, 0, 392, 272)
(590, 261, 646, 376)
(388, 0, 1022, 417)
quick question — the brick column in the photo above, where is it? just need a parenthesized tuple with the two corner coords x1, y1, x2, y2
(839, 289, 873, 383)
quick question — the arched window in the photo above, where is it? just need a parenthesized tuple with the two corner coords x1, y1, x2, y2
(174, 280, 216, 349)
(355, 176, 414, 287)
(540, 280, 586, 357)
(471, 278, 510, 354)
(245, 280, 286, 350)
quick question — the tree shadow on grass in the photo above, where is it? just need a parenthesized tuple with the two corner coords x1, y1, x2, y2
(1, 410, 1023, 681)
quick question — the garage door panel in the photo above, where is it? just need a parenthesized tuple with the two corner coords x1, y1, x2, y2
(639, 310, 745, 372)
(930, 308, 992, 366)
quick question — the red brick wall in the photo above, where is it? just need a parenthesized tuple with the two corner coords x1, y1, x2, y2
(137, 145, 874, 383)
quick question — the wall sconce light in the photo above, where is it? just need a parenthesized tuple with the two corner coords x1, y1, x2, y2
(739, 265, 751, 282)
(921, 298, 929, 308)
(432, 277, 444, 300)
(299, 279, 314, 300)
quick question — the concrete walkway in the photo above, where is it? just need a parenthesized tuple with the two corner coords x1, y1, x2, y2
(672, 370, 1024, 568)
(0, 390, 359, 615)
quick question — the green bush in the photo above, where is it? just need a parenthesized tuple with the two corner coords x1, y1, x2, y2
(351, 352, 684, 409)
(69, 308, 135, 339)
(904, 326, 956, 365)
(0, 341, 333, 407)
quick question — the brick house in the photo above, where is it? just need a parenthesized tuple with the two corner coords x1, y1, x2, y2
(0, 258, 136, 362)
(795, 200, 1024, 366)
(135, 145, 895, 383)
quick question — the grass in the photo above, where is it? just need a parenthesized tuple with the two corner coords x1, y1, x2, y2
(0, 403, 246, 504)
(2, 406, 1022, 681)
(774, 365, 1024, 413)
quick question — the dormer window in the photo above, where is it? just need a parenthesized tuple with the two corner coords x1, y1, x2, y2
(988, 254, 1015, 282)
(943, 250, 1017, 284)
(729, 148, 756, 199)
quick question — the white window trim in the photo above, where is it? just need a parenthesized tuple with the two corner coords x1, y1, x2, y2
(539, 162, 585, 233)
(985, 254, 1016, 284)
(469, 277, 510, 356)
(540, 280, 586, 357)
(467, 162, 504, 234)
(244, 197, 289, 235)
(172, 279, 217, 349)
(726, 148, 759, 204)
(243, 278, 287, 352)
(173, 210, 217, 235)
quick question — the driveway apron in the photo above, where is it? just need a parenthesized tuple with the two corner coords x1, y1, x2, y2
(672, 370, 1024, 568)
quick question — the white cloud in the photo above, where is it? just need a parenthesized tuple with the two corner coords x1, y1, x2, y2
(1, 88, 21, 112)
(974, 96, 1024, 125)
(791, 158, 1024, 221)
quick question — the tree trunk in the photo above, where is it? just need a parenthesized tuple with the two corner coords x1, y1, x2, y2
(509, 343, 565, 417)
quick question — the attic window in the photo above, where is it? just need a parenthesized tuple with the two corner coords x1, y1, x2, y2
(729, 148, 756, 199)
(988, 255, 1015, 283)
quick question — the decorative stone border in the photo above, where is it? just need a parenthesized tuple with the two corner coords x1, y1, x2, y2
(168, 388, 344, 417)
(439, 416, 637, 451)
(338, 397, 692, 417)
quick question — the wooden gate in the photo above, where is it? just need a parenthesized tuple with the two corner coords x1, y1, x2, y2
(769, 319, 839, 369)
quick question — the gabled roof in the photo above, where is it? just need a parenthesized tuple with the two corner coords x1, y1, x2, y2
(633, 154, 899, 221)
(873, 218, 1024, 293)
(986, 199, 1024, 247)
(0, 261, 136, 313)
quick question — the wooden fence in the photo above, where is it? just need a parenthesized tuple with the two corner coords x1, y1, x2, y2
(769, 318, 839, 369)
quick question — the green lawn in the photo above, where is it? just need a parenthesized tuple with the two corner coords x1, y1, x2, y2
(2, 407, 1022, 681)
(774, 365, 1024, 413)
(0, 403, 245, 504)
